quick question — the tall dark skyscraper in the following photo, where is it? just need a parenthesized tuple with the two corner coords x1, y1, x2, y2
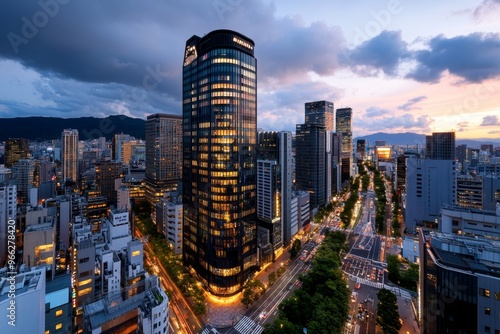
(5, 138, 29, 168)
(336, 108, 353, 184)
(425, 131, 455, 160)
(145, 113, 182, 211)
(295, 101, 334, 210)
(62, 129, 78, 183)
(305, 100, 334, 131)
(182, 29, 258, 296)
(295, 123, 326, 210)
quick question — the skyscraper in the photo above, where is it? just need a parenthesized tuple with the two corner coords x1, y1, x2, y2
(257, 131, 293, 247)
(425, 131, 455, 160)
(305, 100, 334, 131)
(145, 113, 182, 211)
(5, 138, 29, 168)
(336, 107, 353, 184)
(62, 129, 79, 183)
(182, 29, 258, 296)
(295, 123, 326, 209)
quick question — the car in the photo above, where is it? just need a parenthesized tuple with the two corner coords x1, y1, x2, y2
(355, 283, 361, 289)
(259, 311, 268, 319)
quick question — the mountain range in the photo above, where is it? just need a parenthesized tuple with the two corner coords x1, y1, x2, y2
(0, 117, 498, 147)
(356, 132, 500, 148)
(0, 115, 147, 141)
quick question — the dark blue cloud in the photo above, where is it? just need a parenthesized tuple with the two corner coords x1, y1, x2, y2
(407, 33, 500, 83)
(343, 30, 408, 77)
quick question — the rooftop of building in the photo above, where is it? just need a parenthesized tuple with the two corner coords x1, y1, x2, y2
(0, 269, 45, 303)
(83, 275, 166, 330)
(441, 204, 499, 217)
(426, 231, 500, 278)
(25, 221, 54, 233)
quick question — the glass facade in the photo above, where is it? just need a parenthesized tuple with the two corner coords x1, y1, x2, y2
(421, 245, 478, 334)
(182, 30, 258, 296)
(295, 123, 326, 209)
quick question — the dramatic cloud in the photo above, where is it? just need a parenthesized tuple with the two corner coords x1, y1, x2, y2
(407, 33, 500, 83)
(344, 30, 408, 77)
(356, 110, 433, 135)
(397, 96, 427, 111)
(481, 115, 500, 126)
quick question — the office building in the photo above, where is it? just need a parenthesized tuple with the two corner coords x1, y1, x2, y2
(257, 131, 293, 246)
(95, 160, 123, 205)
(0, 171, 16, 265)
(145, 113, 182, 211)
(419, 231, 500, 334)
(83, 275, 168, 334)
(112, 133, 131, 162)
(45, 273, 73, 334)
(331, 132, 342, 194)
(295, 123, 326, 210)
(182, 29, 258, 296)
(0, 269, 46, 333)
(5, 138, 29, 168)
(456, 144, 467, 166)
(440, 205, 500, 237)
(425, 131, 455, 160)
(156, 193, 183, 255)
(404, 158, 456, 232)
(336, 107, 353, 184)
(122, 139, 145, 165)
(62, 129, 79, 183)
(304, 100, 334, 131)
(356, 139, 366, 162)
(11, 158, 36, 204)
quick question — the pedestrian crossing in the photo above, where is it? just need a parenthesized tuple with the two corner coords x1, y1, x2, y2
(356, 277, 384, 289)
(233, 316, 264, 334)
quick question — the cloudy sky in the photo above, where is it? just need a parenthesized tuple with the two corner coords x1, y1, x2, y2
(0, 0, 499, 139)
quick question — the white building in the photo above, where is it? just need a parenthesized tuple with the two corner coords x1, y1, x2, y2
(440, 205, 500, 238)
(156, 195, 183, 255)
(404, 158, 456, 233)
(106, 208, 132, 252)
(0, 269, 46, 334)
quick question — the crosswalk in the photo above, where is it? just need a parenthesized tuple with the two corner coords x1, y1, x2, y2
(233, 316, 264, 334)
(356, 277, 384, 289)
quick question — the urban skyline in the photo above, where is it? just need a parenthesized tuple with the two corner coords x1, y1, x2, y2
(0, 1, 499, 139)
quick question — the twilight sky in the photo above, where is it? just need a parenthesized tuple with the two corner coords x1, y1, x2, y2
(0, 0, 499, 139)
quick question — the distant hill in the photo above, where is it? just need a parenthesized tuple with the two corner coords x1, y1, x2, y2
(355, 132, 500, 147)
(0, 115, 146, 141)
(355, 132, 426, 146)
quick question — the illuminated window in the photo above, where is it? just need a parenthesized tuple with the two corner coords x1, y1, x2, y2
(55, 309, 63, 317)
(78, 287, 92, 296)
(55, 323, 62, 330)
(132, 250, 141, 257)
(78, 278, 92, 287)
(481, 288, 491, 298)
(45, 331, 50, 334)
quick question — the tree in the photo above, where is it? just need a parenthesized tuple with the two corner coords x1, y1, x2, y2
(241, 279, 266, 308)
(289, 239, 302, 259)
(386, 254, 400, 283)
(376, 289, 401, 334)
(268, 272, 277, 286)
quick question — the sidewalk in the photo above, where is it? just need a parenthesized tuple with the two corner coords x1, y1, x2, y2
(205, 248, 292, 328)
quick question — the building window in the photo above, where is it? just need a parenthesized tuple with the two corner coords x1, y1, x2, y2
(485, 307, 491, 315)
(55, 309, 63, 317)
(481, 288, 491, 298)
(485, 326, 490, 334)
(55, 323, 63, 330)
(495, 292, 500, 300)
(45, 331, 50, 334)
